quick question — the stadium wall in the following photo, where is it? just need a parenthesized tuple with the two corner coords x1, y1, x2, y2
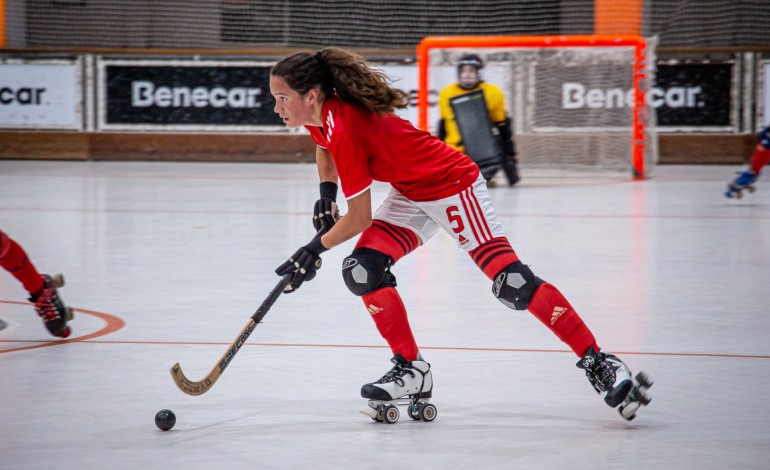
(2, 0, 770, 165)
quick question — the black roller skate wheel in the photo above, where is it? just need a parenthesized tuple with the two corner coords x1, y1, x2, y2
(748, 186, 756, 193)
(419, 403, 437, 422)
(408, 403, 423, 420)
(372, 406, 384, 422)
(383, 405, 399, 424)
(635, 371, 653, 389)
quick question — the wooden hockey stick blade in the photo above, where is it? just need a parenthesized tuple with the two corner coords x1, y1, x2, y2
(170, 274, 293, 396)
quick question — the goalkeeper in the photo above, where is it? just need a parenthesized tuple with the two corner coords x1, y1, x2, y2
(438, 54, 520, 186)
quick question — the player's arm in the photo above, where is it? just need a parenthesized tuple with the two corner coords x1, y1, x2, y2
(275, 188, 372, 293)
(437, 87, 452, 141)
(494, 117, 516, 157)
(313, 146, 340, 232)
(487, 85, 516, 157)
(319, 189, 372, 250)
(316, 146, 338, 184)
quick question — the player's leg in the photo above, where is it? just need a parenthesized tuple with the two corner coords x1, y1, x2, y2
(749, 126, 770, 175)
(424, 176, 634, 407)
(725, 127, 769, 198)
(0, 230, 44, 294)
(343, 194, 437, 401)
(0, 230, 72, 337)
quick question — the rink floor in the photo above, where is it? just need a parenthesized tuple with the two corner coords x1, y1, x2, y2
(1, 160, 769, 469)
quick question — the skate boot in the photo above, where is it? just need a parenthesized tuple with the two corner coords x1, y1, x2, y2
(30, 274, 74, 338)
(725, 169, 758, 199)
(360, 354, 436, 424)
(577, 348, 653, 421)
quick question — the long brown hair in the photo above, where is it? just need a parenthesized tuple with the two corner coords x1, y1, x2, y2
(271, 47, 409, 115)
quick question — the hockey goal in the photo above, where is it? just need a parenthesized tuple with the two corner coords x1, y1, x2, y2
(417, 35, 655, 179)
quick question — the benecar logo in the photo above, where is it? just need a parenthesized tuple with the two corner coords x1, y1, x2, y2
(0, 87, 46, 105)
(131, 81, 264, 108)
(562, 83, 703, 109)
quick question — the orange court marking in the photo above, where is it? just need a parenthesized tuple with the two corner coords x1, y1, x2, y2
(0, 300, 126, 354)
(2, 301, 768, 360)
(20, 338, 770, 360)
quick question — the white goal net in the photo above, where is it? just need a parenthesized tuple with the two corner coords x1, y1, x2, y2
(419, 36, 657, 178)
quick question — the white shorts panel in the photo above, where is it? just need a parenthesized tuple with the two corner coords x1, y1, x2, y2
(373, 175, 505, 251)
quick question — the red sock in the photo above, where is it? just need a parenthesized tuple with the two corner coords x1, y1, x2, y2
(362, 287, 419, 361)
(469, 236, 520, 280)
(750, 145, 770, 174)
(527, 283, 598, 356)
(0, 231, 44, 295)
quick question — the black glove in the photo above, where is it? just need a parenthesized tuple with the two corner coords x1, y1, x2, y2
(275, 234, 329, 293)
(313, 182, 340, 233)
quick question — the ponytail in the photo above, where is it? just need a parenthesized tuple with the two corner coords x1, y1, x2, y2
(271, 47, 409, 115)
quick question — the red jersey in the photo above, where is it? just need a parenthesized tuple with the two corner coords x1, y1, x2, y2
(305, 96, 479, 202)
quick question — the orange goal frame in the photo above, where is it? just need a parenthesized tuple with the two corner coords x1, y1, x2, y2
(416, 35, 649, 179)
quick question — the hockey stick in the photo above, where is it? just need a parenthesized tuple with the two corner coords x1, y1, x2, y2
(170, 274, 292, 396)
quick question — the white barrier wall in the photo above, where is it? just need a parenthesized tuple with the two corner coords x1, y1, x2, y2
(764, 63, 770, 127)
(0, 56, 764, 133)
(0, 62, 82, 129)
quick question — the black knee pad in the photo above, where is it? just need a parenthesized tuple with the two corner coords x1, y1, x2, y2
(492, 261, 544, 310)
(342, 248, 397, 296)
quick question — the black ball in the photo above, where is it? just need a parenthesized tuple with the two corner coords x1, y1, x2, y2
(155, 409, 176, 431)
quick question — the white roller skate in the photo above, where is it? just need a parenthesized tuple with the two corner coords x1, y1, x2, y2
(30, 274, 74, 338)
(725, 169, 758, 199)
(360, 354, 436, 424)
(577, 347, 653, 421)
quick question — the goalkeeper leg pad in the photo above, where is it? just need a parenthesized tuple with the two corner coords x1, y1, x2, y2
(492, 261, 544, 310)
(342, 248, 397, 296)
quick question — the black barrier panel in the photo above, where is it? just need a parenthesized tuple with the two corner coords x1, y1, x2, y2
(105, 65, 283, 126)
(654, 64, 731, 127)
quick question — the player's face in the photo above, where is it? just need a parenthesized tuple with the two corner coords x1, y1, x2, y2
(270, 75, 322, 128)
(458, 65, 480, 89)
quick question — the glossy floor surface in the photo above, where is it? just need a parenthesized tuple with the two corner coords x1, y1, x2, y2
(1, 161, 768, 469)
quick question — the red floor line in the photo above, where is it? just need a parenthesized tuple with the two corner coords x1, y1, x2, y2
(2, 337, 767, 359)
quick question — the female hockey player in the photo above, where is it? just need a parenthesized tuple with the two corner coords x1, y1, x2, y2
(0, 230, 72, 337)
(269, 47, 649, 421)
(725, 126, 770, 198)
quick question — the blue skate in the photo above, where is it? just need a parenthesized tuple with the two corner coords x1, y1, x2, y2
(724, 170, 758, 199)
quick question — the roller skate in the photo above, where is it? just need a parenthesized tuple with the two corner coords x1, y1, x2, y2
(360, 354, 436, 424)
(724, 169, 758, 199)
(617, 371, 653, 421)
(30, 274, 74, 338)
(577, 347, 652, 421)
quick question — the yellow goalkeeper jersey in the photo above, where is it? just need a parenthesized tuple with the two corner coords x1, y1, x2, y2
(438, 82, 507, 152)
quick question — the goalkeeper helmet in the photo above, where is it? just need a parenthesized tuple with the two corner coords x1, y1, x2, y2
(457, 54, 483, 90)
